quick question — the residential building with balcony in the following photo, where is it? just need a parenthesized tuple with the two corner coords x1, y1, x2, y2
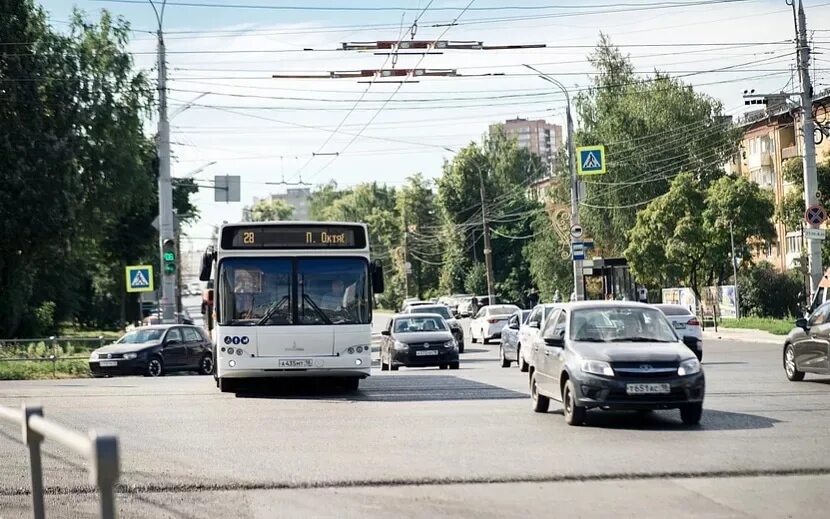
(726, 90, 830, 270)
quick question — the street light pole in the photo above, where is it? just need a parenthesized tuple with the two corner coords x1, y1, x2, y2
(151, 0, 176, 323)
(525, 65, 584, 301)
(729, 220, 740, 320)
(478, 164, 497, 306)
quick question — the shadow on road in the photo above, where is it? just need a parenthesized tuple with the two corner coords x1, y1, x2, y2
(579, 408, 781, 431)
(233, 374, 526, 402)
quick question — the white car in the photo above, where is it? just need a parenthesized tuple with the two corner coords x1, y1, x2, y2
(654, 304, 703, 360)
(517, 303, 562, 372)
(470, 304, 521, 344)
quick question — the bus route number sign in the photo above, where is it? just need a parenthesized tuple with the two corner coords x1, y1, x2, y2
(223, 225, 364, 249)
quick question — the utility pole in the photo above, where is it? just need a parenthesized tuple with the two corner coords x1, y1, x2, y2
(152, 1, 176, 323)
(402, 210, 410, 299)
(794, 0, 823, 296)
(525, 65, 584, 300)
(478, 165, 497, 305)
(729, 221, 740, 320)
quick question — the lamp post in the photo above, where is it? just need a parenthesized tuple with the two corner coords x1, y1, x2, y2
(524, 64, 583, 301)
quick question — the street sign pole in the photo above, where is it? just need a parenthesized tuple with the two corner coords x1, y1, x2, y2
(794, 1, 823, 295)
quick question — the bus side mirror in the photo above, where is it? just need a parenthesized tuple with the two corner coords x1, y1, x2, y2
(199, 247, 215, 282)
(371, 260, 385, 294)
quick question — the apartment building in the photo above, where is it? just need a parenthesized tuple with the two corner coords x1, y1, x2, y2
(726, 90, 830, 270)
(492, 117, 563, 165)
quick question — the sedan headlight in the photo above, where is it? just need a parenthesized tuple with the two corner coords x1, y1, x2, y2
(581, 359, 614, 377)
(393, 341, 408, 351)
(677, 358, 701, 376)
(90, 351, 99, 360)
(122, 352, 138, 360)
(444, 340, 457, 350)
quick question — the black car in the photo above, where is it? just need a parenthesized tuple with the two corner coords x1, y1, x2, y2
(405, 304, 465, 353)
(89, 325, 214, 377)
(529, 302, 705, 426)
(783, 304, 830, 381)
(380, 314, 460, 371)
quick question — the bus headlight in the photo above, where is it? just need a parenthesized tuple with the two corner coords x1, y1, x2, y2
(228, 360, 236, 367)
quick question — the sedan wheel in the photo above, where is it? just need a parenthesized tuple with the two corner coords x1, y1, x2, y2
(531, 372, 549, 413)
(784, 344, 805, 381)
(563, 380, 586, 426)
(145, 357, 164, 378)
(500, 345, 510, 368)
(199, 355, 214, 376)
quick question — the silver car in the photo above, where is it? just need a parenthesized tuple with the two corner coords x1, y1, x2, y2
(499, 310, 531, 367)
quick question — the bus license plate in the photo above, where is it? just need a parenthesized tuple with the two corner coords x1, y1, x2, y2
(416, 350, 439, 356)
(626, 383, 670, 395)
(100, 361, 117, 367)
(279, 359, 313, 368)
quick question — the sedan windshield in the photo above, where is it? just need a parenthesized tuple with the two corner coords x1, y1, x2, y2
(412, 306, 452, 319)
(118, 329, 163, 344)
(570, 307, 677, 343)
(394, 316, 448, 333)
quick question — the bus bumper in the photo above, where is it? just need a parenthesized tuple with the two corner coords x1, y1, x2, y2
(216, 354, 371, 379)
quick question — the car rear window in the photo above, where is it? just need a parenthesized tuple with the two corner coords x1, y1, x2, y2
(657, 305, 692, 316)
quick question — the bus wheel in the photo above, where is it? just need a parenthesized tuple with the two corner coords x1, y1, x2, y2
(219, 378, 237, 393)
(343, 377, 360, 392)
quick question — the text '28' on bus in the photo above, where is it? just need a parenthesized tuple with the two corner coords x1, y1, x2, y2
(200, 222, 385, 393)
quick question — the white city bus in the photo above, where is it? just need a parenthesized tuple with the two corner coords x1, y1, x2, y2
(199, 222, 384, 392)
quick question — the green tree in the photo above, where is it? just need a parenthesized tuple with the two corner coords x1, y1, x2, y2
(576, 34, 738, 256)
(436, 129, 546, 303)
(248, 199, 294, 222)
(625, 173, 775, 303)
(0, 4, 198, 336)
(398, 174, 440, 299)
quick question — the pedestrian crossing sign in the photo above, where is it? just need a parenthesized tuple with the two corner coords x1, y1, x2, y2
(126, 265, 154, 293)
(576, 145, 607, 176)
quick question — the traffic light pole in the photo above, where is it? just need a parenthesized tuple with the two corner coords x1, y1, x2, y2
(153, 1, 176, 323)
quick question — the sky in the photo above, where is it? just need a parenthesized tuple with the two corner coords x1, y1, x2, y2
(36, 0, 830, 259)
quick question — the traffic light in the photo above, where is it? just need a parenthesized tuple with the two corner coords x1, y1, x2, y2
(162, 238, 176, 275)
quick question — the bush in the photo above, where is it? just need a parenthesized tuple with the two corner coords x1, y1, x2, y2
(738, 261, 802, 318)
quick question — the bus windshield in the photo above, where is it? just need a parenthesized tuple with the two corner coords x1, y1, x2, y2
(218, 257, 370, 326)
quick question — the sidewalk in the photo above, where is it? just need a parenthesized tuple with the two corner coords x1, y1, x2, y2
(702, 327, 783, 345)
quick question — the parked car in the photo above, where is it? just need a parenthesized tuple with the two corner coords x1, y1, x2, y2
(654, 304, 703, 360)
(783, 303, 830, 381)
(528, 302, 705, 426)
(379, 314, 460, 371)
(500, 309, 531, 367)
(517, 304, 563, 372)
(456, 297, 475, 317)
(89, 325, 214, 378)
(405, 304, 465, 353)
(470, 304, 522, 344)
(401, 300, 431, 313)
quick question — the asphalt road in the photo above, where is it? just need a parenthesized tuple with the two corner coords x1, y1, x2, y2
(1, 322, 830, 518)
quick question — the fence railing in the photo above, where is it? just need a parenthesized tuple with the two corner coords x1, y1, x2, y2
(0, 403, 120, 519)
(0, 337, 110, 377)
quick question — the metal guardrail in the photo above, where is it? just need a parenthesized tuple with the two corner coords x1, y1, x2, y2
(0, 403, 119, 519)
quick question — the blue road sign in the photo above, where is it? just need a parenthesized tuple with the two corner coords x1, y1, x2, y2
(572, 242, 586, 260)
(126, 265, 154, 293)
(576, 145, 606, 176)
